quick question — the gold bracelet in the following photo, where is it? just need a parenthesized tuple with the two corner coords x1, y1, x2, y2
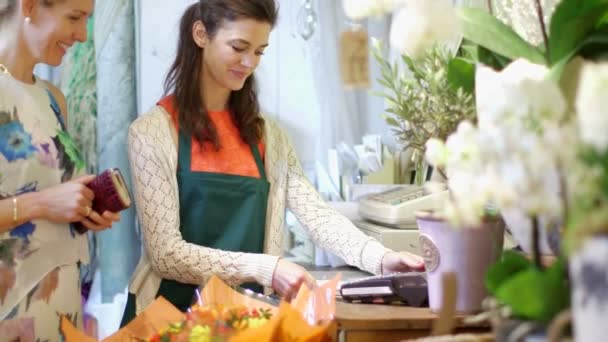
(12, 196, 18, 224)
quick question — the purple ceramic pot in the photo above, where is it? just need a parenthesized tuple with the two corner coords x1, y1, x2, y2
(416, 213, 505, 313)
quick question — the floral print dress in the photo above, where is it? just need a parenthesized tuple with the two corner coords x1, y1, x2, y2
(0, 71, 89, 341)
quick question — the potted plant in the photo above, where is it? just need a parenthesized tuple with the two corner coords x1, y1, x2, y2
(422, 57, 574, 318)
(415, 209, 505, 314)
(343, 0, 608, 325)
(370, 42, 476, 185)
(364, 6, 496, 314)
(454, 0, 606, 255)
(348, 0, 501, 313)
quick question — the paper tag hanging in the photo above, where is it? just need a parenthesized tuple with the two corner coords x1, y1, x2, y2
(339, 28, 370, 89)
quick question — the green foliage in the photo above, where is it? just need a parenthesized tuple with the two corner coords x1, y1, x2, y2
(565, 147, 608, 253)
(456, 8, 546, 65)
(486, 253, 570, 322)
(371, 40, 476, 164)
(459, 0, 608, 81)
(575, 24, 608, 60)
(477, 45, 512, 70)
(548, 0, 608, 64)
(459, 39, 512, 70)
(580, 147, 608, 197)
(485, 250, 530, 294)
(495, 258, 569, 322)
(447, 58, 475, 93)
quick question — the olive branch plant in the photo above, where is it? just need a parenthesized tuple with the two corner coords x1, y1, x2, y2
(371, 39, 476, 184)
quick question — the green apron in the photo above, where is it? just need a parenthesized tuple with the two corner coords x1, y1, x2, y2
(121, 119, 269, 325)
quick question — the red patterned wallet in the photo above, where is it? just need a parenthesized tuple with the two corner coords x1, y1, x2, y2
(74, 168, 132, 234)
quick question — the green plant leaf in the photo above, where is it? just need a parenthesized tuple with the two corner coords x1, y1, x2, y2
(447, 57, 475, 93)
(456, 8, 546, 65)
(548, 24, 608, 80)
(578, 25, 608, 59)
(459, 41, 480, 62)
(485, 250, 531, 295)
(495, 258, 569, 322)
(548, 0, 608, 64)
(383, 116, 401, 127)
(477, 45, 512, 70)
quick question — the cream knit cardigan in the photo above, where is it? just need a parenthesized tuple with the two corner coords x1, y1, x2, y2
(127, 106, 392, 313)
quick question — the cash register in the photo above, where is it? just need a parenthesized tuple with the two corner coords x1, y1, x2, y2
(353, 186, 448, 255)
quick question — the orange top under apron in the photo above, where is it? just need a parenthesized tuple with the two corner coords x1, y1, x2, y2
(158, 96, 265, 178)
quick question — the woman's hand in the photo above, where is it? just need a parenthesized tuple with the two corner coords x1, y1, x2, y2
(37, 175, 96, 223)
(381, 251, 426, 274)
(79, 210, 121, 231)
(36, 175, 121, 231)
(271, 259, 316, 300)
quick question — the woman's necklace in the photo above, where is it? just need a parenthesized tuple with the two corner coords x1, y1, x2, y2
(0, 63, 11, 76)
(0, 63, 36, 83)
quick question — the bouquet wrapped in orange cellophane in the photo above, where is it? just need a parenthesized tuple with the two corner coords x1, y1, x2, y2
(61, 274, 340, 342)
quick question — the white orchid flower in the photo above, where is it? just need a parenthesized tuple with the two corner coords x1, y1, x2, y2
(444, 121, 481, 173)
(576, 62, 608, 152)
(475, 59, 566, 133)
(425, 138, 448, 168)
(342, 0, 396, 20)
(389, 0, 461, 57)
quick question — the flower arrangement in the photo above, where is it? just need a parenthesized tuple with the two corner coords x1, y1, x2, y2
(148, 304, 273, 342)
(425, 59, 568, 228)
(343, 0, 608, 326)
(61, 275, 340, 342)
(423, 58, 573, 321)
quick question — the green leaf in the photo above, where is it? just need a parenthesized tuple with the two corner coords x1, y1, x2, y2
(578, 25, 608, 59)
(548, 26, 608, 80)
(447, 57, 475, 93)
(495, 258, 569, 322)
(383, 117, 401, 127)
(477, 45, 511, 70)
(456, 8, 546, 65)
(549, 0, 608, 64)
(459, 42, 479, 62)
(485, 251, 531, 295)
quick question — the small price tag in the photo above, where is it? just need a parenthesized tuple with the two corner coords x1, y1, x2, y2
(340, 28, 370, 89)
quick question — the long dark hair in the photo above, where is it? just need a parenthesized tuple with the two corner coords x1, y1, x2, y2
(164, 0, 278, 149)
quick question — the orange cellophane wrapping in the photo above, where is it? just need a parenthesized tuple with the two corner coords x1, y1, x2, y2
(61, 274, 340, 342)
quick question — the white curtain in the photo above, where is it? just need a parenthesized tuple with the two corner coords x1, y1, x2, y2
(307, 1, 391, 169)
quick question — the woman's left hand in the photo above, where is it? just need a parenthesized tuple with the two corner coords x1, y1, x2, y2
(381, 251, 426, 274)
(79, 210, 121, 231)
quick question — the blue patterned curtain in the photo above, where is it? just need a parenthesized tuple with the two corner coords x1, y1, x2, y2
(60, 17, 99, 296)
(94, 0, 140, 303)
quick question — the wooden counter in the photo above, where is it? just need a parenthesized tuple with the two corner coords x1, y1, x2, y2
(330, 301, 490, 342)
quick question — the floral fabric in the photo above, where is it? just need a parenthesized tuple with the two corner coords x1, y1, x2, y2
(0, 72, 89, 341)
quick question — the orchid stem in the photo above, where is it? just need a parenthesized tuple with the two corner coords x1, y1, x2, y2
(531, 216, 543, 270)
(486, 0, 493, 15)
(533, 0, 550, 62)
(437, 167, 448, 181)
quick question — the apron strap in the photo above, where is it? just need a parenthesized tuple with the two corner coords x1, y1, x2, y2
(177, 129, 192, 172)
(250, 144, 267, 180)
